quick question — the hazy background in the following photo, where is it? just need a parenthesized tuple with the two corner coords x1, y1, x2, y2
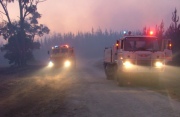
(1, 0, 179, 33)
(38, 0, 179, 33)
(0, 0, 180, 66)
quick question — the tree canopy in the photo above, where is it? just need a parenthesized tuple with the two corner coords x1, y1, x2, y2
(165, 8, 180, 64)
(0, 0, 49, 66)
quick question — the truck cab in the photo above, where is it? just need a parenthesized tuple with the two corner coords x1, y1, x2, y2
(115, 36, 166, 72)
(104, 35, 172, 85)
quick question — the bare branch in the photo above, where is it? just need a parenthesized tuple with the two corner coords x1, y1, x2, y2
(0, 11, 6, 15)
(0, 12, 4, 20)
(23, 0, 33, 18)
(37, 0, 46, 4)
(36, 0, 46, 6)
(23, 12, 30, 18)
(0, 0, 12, 24)
(5, 0, 7, 7)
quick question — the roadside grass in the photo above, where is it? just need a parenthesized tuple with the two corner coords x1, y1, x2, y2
(157, 83, 180, 102)
(130, 74, 180, 102)
(152, 65, 180, 101)
(0, 65, 68, 117)
(94, 61, 180, 101)
(0, 65, 45, 76)
(125, 66, 180, 101)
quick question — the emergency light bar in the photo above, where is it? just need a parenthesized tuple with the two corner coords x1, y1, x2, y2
(61, 45, 69, 48)
(149, 31, 154, 35)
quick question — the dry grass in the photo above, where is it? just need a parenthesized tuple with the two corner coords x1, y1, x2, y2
(125, 65, 180, 101)
(94, 61, 180, 101)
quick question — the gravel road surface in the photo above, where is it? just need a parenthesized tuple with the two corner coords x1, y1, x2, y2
(0, 59, 180, 117)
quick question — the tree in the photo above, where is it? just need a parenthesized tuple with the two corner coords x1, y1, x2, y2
(166, 8, 180, 64)
(156, 20, 164, 38)
(0, 0, 49, 66)
(154, 20, 165, 48)
(172, 8, 179, 31)
(143, 26, 147, 35)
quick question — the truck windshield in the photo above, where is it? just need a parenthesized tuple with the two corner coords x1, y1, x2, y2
(52, 49, 60, 54)
(52, 48, 68, 54)
(124, 37, 160, 51)
(61, 48, 68, 53)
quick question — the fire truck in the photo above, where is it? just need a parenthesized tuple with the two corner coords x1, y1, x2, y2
(104, 33, 172, 86)
(48, 45, 76, 68)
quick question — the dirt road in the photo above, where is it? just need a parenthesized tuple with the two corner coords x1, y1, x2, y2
(0, 59, 180, 117)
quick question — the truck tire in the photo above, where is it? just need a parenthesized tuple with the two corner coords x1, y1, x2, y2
(115, 72, 125, 86)
(104, 65, 112, 80)
(104, 64, 115, 80)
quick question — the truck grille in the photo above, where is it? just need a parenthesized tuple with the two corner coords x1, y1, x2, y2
(136, 60, 152, 66)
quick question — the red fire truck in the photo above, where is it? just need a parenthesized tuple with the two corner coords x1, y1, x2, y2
(48, 45, 76, 68)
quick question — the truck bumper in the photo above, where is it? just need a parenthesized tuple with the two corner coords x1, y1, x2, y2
(119, 66, 164, 72)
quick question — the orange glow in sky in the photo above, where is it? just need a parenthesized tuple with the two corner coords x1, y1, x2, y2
(0, 0, 180, 34)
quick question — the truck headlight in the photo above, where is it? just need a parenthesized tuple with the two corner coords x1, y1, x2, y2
(64, 60, 71, 68)
(155, 61, 163, 68)
(48, 61, 54, 68)
(123, 61, 133, 68)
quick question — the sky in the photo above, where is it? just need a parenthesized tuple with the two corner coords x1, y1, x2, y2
(1, 0, 180, 34)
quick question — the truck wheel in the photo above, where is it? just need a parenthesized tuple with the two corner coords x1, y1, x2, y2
(112, 65, 118, 80)
(106, 75, 112, 80)
(115, 73, 124, 86)
(104, 65, 113, 80)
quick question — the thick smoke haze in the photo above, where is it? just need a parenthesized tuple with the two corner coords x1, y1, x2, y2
(0, 0, 180, 66)
(37, 0, 180, 33)
(1, 0, 179, 33)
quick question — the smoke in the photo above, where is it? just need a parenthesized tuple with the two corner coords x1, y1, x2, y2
(38, 0, 180, 33)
